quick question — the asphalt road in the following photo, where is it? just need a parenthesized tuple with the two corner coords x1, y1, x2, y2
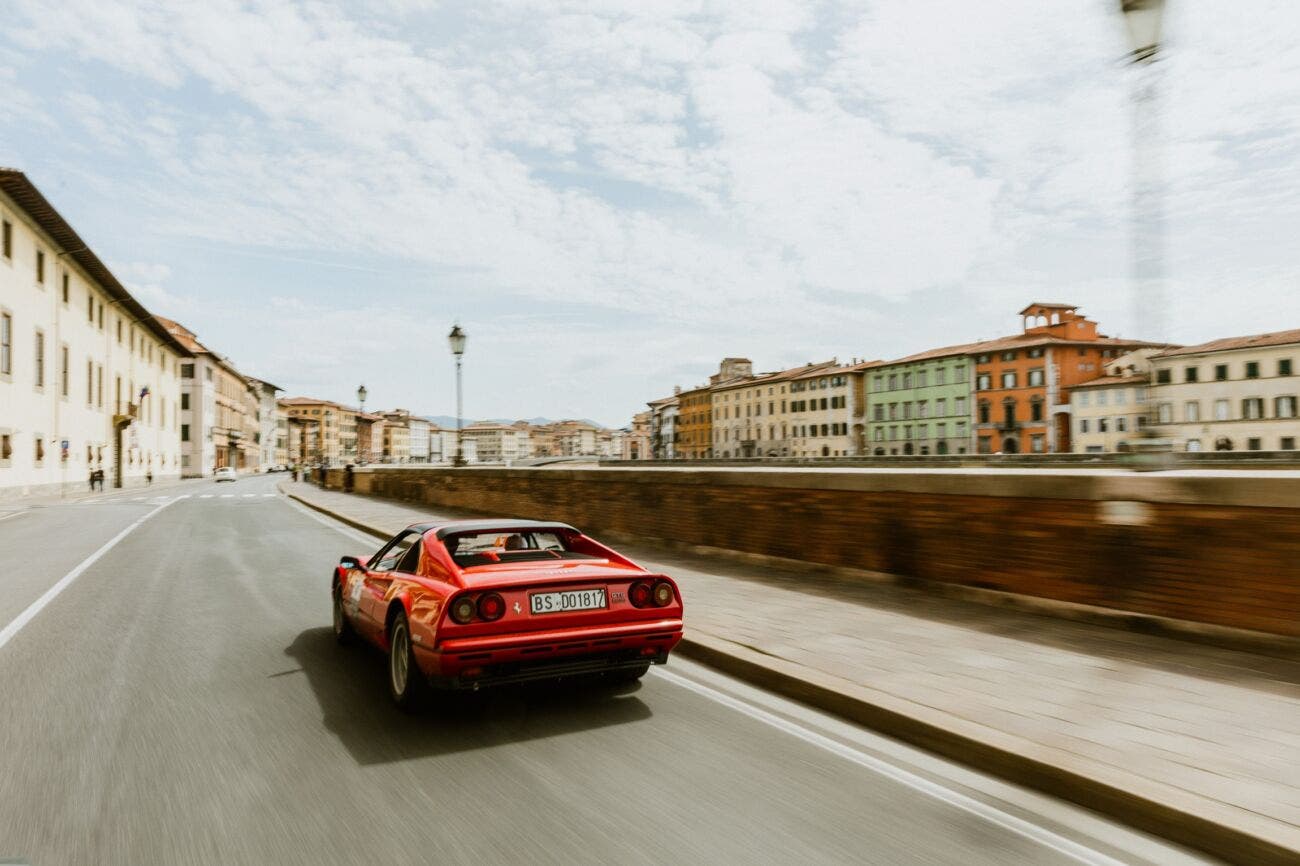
(0, 474, 1213, 865)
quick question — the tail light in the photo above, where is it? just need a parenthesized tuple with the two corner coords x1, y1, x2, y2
(652, 580, 674, 607)
(477, 592, 505, 621)
(628, 581, 652, 608)
(450, 596, 476, 624)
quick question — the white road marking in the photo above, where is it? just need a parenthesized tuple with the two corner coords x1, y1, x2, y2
(177, 494, 191, 499)
(131, 497, 145, 501)
(261, 494, 275, 498)
(653, 668, 1127, 866)
(220, 494, 234, 499)
(0, 511, 25, 522)
(0, 497, 179, 654)
(200, 494, 214, 499)
(242, 494, 256, 498)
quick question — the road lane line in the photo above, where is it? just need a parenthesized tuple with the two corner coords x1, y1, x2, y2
(261, 494, 275, 498)
(653, 668, 1126, 866)
(0, 511, 25, 522)
(220, 494, 234, 498)
(0, 497, 179, 654)
(242, 494, 256, 498)
(200, 494, 214, 499)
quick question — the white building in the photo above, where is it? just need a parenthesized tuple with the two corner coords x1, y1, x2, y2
(462, 423, 521, 463)
(408, 416, 430, 462)
(1149, 329, 1300, 452)
(425, 424, 477, 464)
(0, 169, 190, 497)
(247, 377, 282, 470)
(1070, 349, 1157, 453)
(647, 393, 679, 459)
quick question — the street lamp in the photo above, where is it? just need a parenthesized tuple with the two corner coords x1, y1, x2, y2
(356, 384, 368, 463)
(448, 325, 467, 467)
(1120, 0, 1172, 469)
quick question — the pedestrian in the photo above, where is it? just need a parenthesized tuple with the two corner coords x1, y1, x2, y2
(88, 468, 95, 491)
(344, 463, 354, 493)
(146, 469, 153, 485)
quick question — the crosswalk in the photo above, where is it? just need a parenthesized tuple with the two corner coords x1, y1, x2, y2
(83, 493, 279, 505)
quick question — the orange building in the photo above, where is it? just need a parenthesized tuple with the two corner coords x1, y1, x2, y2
(972, 303, 1160, 454)
(675, 385, 713, 458)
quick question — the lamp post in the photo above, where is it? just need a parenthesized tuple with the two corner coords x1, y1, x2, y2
(448, 324, 467, 467)
(356, 384, 368, 462)
(1120, 0, 1172, 469)
(1120, 0, 1167, 344)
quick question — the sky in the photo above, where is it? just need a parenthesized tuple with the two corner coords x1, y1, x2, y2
(2, 0, 1299, 428)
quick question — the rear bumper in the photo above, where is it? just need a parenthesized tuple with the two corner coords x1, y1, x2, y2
(416, 618, 683, 690)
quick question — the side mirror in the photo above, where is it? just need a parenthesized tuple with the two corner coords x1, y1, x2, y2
(339, 556, 362, 570)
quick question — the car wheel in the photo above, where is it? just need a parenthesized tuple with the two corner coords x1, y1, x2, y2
(332, 581, 354, 645)
(387, 610, 428, 712)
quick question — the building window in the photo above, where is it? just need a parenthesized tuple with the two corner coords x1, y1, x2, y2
(1245, 361, 1259, 379)
(1078, 391, 1091, 407)
(902, 403, 912, 420)
(1002, 400, 1016, 427)
(954, 397, 966, 416)
(1114, 389, 1126, 405)
(1030, 434, 1045, 453)
(1079, 419, 1090, 434)
(1185, 401, 1200, 422)
(1184, 366, 1198, 383)
(181, 363, 194, 379)
(60, 345, 68, 397)
(955, 365, 967, 382)
(1242, 398, 1264, 420)
(1155, 369, 1171, 384)
(902, 373, 912, 389)
(1214, 364, 1228, 381)
(1098, 418, 1109, 432)
(1028, 369, 1044, 387)
(1157, 403, 1173, 423)
(181, 393, 190, 411)
(936, 398, 947, 417)
(1001, 371, 1016, 388)
(976, 354, 991, 364)
(976, 374, 991, 390)
(1030, 399, 1043, 422)
(34, 329, 44, 388)
(181, 424, 190, 442)
(887, 374, 898, 390)
(916, 370, 928, 387)
(935, 368, 946, 385)
(1276, 396, 1297, 418)
(1280, 359, 1293, 376)
(978, 402, 990, 424)
(1282, 437, 1296, 450)
(1186, 439, 1202, 452)
(34, 436, 44, 463)
(1247, 437, 1262, 451)
(1000, 351, 1016, 361)
(1, 219, 10, 259)
(1117, 417, 1127, 432)
(1096, 390, 1108, 406)
(1214, 399, 1230, 420)
(0, 312, 10, 376)
(872, 375, 883, 391)
(0, 433, 10, 461)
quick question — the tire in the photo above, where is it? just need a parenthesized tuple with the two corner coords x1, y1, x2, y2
(387, 610, 429, 712)
(332, 580, 355, 645)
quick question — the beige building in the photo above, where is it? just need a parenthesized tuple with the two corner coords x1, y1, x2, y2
(621, 412, 651, 460)
(1070, 349, 1157, 453)
(0, 169, 190, 496)
(281, 396, 360, 465)
(462, 423, 522, 463)
(380, 411, 411, 463)
(1149, 329, 1300, 452)
(157, 317, 261, 475)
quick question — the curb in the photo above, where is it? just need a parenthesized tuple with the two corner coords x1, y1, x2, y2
(675, 633, 1297, 866)
(281, 483, 1298, 864)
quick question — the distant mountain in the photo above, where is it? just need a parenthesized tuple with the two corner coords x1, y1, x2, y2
(416, 415, 609, 429)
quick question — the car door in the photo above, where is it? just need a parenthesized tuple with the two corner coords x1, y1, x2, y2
(359, 531, 419, 630)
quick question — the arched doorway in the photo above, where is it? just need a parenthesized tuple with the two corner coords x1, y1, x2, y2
(1002, 436, 1019, 454)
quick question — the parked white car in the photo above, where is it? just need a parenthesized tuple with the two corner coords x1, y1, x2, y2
(215, 467, 238, 482)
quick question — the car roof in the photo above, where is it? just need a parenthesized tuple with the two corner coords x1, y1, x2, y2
(411, 518, 579, 540)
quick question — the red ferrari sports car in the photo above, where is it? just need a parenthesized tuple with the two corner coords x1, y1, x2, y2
(332, 519, 684, 708)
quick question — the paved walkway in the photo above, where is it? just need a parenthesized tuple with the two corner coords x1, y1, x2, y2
(282, 481, 1300, 856)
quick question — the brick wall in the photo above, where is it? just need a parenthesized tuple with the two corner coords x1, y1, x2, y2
(340, 467, 1300, 637)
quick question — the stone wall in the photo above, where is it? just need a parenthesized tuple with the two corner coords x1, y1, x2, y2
(335, 466, 1300, 638)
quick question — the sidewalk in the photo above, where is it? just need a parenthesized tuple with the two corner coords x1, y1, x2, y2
(281, 481, 1300, 863)
(0, 475, 203, 512)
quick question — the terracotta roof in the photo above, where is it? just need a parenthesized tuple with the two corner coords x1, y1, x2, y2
(891, 334, 1164, 365)
(1151, 328, 1300, 358)
(1071, 374, 1148, 389)
(1018, 302, 1078, 314)
(155, 316, 208, 354)
(246, 376, 283, 392)
(0, 168, 191, 357)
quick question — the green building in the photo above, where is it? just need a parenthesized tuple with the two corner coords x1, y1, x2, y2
(865, 346, 974, 455)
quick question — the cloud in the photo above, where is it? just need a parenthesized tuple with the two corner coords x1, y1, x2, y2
(2, 0, 1300, 424)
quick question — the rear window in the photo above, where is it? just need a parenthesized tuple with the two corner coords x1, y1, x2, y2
(446, 530, 601, 567)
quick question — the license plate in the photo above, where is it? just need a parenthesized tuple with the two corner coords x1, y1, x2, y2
(529, 588, 607, 615)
